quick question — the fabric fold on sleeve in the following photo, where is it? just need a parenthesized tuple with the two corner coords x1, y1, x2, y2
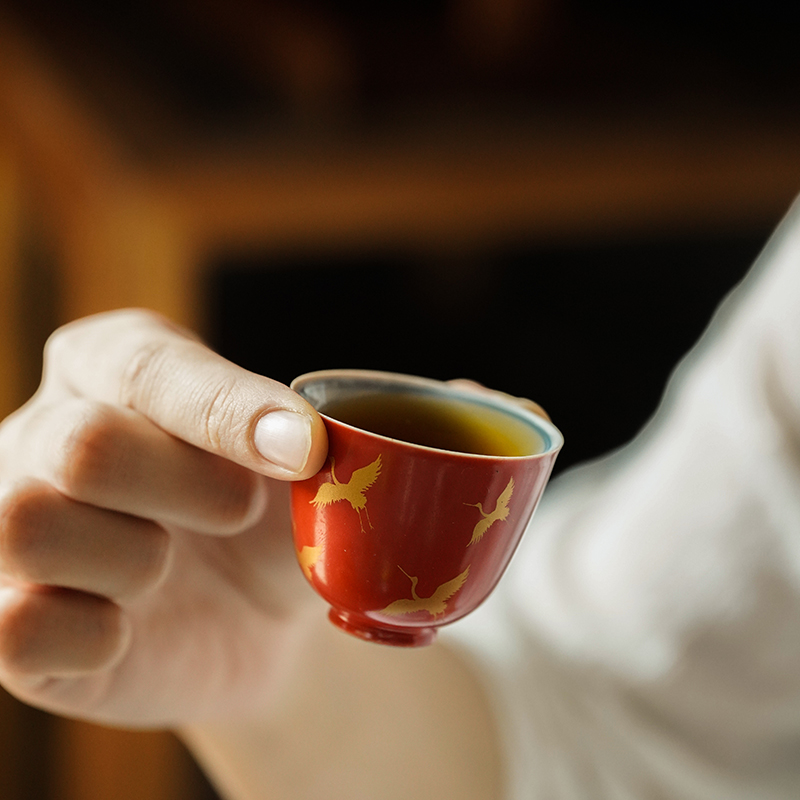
(444, 196, 800, 799)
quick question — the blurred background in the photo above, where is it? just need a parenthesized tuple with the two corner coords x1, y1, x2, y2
(1, 1, 799, 798)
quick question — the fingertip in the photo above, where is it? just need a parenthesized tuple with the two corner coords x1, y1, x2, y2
(252, 407, 328, 481)
(448, 379, 551, 421)
(302, 411, 329, 479)
(253, 410, 312, 474)
(519, 398, 551, 421)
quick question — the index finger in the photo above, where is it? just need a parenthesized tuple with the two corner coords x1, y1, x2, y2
(41, 310, 328, 480)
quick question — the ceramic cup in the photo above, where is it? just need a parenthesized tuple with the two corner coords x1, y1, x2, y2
(290, 370, 563, 647)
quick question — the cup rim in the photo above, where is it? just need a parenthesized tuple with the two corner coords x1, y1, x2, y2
(291, 368, 564, 460)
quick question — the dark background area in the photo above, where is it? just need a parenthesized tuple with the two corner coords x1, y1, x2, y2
(9, 0, 800, 135)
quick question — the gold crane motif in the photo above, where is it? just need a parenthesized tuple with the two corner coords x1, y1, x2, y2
(464, 477, 514, 545)
(297, 545, 322, 581)
(310, 455, 382, 531)
(382, 565, 470, 618)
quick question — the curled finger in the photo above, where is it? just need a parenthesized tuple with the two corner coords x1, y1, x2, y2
(0, 586, 130, 681)
(0, 480, 172, 601)
(9, 398, 268, 536)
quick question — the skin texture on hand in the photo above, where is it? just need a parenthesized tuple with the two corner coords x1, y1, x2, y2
(0, 309, 328, 724)
(0, 309, 513, 798)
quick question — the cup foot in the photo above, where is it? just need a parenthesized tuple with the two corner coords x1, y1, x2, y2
(328, 608, 438, 647)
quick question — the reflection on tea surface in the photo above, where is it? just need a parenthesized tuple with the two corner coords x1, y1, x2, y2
(321, 391, 543, 457)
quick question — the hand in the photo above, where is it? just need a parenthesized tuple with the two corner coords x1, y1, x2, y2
(0, 310, 328, 726)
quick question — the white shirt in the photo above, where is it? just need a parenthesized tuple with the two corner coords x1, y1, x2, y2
(446, 198, 800, 799)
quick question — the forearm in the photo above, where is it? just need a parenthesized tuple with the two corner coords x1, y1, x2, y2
(181, 611, 504, 800)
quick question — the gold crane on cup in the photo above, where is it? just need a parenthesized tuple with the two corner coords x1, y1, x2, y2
(311, 455, 382, 531)
(465, 477, 514, 545)
(296, 545, 322, 581)
(382, 565, 470, 618)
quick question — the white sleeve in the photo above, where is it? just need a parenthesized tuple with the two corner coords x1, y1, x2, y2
(444, 198, 800, 799)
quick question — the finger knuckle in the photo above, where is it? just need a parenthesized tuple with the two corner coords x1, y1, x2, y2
(53, 405, 128, 500)
(0, 593, 125, 676)
(115, 310, 187, 404)
(42, 322, 78, 375)
(44, 310, 178, 391)
(42, 316, 105, 378)
(197, 376, 242, 451)
(0, 596, 43, 675)
(0, 596, 68, 676)
(0, 481, 60, 582)
(118, 337, 172, 412)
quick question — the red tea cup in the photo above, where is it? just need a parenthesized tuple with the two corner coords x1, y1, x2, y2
(290, 370, 563, 647)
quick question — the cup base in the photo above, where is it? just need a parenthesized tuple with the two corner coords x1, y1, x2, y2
(329, 608, 438, 647)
